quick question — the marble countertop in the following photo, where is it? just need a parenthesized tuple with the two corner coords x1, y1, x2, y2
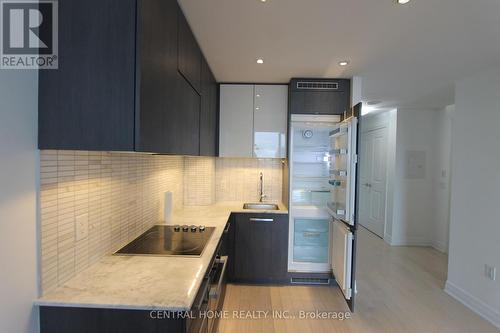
(35, 202, 287, 311)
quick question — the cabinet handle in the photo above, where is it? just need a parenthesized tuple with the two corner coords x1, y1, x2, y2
(249, 218, 274, 222)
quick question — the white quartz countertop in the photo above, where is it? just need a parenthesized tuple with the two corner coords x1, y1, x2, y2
(35, 202, 287, 311)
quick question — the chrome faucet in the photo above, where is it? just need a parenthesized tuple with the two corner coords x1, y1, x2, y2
(259, 172, 267, 202)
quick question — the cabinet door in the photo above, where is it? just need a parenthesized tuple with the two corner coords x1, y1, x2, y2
(168, 73, 200, 155)
(199, 57, 218, 156)
(38, 0, 136, 150)
(219, 85, 254, 157)
(233, 214, 288, 282)
(178, 7, 201, 93)
(135, 0, 178, 153)
(234, 214, 273, 281)
(253, 85, 288, 158)
(290, 90, 350, 115)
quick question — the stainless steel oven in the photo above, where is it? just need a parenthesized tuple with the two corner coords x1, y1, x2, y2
(187, 277, 210, 333)
(208, 255, 228, 333)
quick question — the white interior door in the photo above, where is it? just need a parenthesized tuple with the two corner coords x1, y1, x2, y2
(359, 127, 387, 238)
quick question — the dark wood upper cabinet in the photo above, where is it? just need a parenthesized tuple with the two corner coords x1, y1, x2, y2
(199, 57, 218, 156)
(289, 78, 351, 115)
(171, 73, 201, 155)
(38, 0, 218, 155)
(38, 0, 137, 151)
(135, 0, 178, 153)
(177, 7, 202, 93)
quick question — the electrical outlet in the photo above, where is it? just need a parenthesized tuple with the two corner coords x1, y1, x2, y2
(75, 214, 89, 241)
(485, 264, 497, 281)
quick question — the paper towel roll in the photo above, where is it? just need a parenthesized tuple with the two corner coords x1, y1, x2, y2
(163, 191, 173, 224)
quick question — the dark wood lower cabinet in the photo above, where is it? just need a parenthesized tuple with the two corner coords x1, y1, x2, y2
(232, 213, 289, 283)
(40, 307, 185, 333)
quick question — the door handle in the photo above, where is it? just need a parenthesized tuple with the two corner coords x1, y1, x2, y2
(363, 183, 372, 188)
(249, 218, 274, 222)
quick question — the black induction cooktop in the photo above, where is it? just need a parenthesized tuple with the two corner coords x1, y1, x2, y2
(115, 225, 215, 257)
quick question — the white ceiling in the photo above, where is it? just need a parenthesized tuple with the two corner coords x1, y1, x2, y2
(178, 0, 500, 109)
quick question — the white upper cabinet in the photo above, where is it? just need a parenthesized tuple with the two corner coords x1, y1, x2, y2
(219, 85, 255, 157)
(219, 84, 288, 158)
(253, 85, 288, 158)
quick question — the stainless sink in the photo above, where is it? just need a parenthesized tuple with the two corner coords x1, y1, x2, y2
(243, 203, 280, 210)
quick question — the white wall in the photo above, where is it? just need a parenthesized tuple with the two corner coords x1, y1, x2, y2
(391, 109, 438, 246)
(385, 108, 452, 250)
(446, 68, 500, 328)
(0, 71, 39, 333)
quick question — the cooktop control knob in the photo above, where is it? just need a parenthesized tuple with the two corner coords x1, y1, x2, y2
(190, 225, 197, 232)
(182, 225, 189, 232)
(173, 225, 180, 232)
(199, 226, 206, 232)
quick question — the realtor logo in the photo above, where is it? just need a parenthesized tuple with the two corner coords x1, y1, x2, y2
(1, 0, 58, 69)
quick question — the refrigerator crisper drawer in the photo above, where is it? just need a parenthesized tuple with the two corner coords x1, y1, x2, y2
(293, 219, 330, 263)
(293, 245, 329, 263)
(292, 190, 330, 206)
(294, 220, 329, 247)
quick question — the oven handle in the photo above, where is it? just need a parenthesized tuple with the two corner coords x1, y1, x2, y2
(209, 256, 228, 299)
(224, 222, 231, 234)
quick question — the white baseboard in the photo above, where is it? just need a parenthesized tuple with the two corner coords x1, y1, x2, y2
(389, 236, 432, 247)
(383, 233, 392, 245)
(445, 280, 500, 329)
(431, 239, 448, 253)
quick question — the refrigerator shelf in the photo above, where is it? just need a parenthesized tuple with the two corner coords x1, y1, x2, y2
(329, 148, 348, 155)
(329, 127, 347, 137)
(327, 202, 346, 218)
(328, 180, 344, 187)
(330, 169, 348, 177)
(292, 161, 329, 165)
(292, 145, 329, 152)
(292, 189, 330, 193)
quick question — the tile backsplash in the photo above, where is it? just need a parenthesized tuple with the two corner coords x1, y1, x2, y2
(39, 152, 284, 293)
(183, 157, 216, 206)
(39, 151, 183, 293)
(215, 158, 283, 202)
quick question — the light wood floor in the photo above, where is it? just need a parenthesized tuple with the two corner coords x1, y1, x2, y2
(219, 227, 499, 333)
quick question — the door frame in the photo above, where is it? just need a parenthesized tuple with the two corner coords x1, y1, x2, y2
(359, 111, 393, 243)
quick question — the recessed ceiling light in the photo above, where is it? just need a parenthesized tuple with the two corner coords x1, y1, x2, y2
(339, 61, 349, 66)
(260, 0, 267, 2)
(397, 0, 411, 4)
(256, 58, 264, 64)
